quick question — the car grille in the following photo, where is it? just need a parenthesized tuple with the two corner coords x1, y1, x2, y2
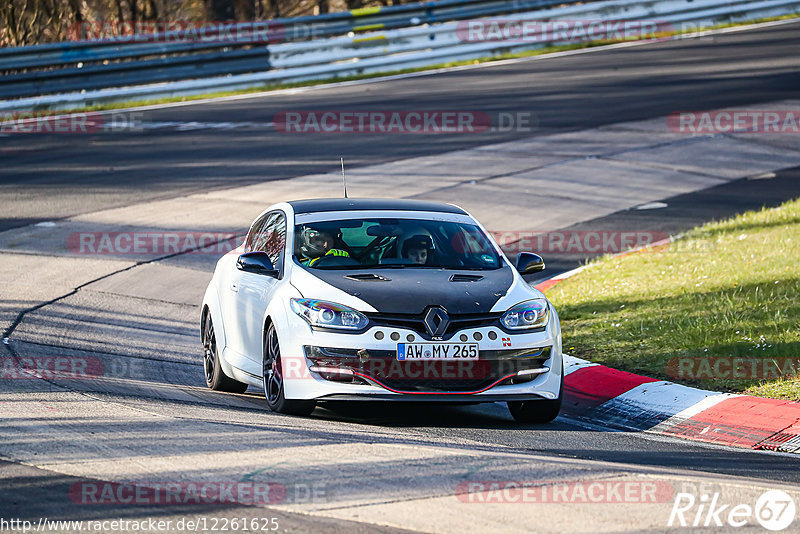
(365, 312, 503, 340)
(304, 345, 551, 393)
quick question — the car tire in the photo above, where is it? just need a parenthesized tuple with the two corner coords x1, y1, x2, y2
(507, 372, 563, 424)
(263, 323, 316, 416)
(202, 313, 249, 393)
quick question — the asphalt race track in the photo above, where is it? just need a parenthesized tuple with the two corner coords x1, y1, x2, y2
(1, 20, 800, 533)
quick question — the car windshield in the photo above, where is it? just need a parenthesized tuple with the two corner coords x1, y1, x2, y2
(294, 218, 502, 270)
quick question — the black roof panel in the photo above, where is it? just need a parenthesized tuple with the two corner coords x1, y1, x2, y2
(288, 198, 468, 215)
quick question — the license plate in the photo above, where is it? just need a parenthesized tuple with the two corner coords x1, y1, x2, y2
(397, 343, 479, 361)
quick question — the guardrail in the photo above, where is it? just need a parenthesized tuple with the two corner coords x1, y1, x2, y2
(267, 0, 800, 75)
(0, 0, 581, 100)
(0, 0, 797, 110)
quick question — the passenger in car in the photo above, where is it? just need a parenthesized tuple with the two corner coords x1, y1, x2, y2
(402, 235, 434, 265)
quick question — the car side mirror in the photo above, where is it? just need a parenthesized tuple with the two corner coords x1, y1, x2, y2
(237, 252, 279, 277)
(516, 252, 545, 274)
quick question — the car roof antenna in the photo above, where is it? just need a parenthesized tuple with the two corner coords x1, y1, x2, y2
(340, 157, 348, 198)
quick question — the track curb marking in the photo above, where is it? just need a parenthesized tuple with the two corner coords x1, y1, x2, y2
(536, 245, 800, 454)
(558, 355, 800, 453)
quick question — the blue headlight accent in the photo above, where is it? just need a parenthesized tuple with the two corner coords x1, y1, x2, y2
(290, 298, 369, 330)
(500, 299, 549, 330)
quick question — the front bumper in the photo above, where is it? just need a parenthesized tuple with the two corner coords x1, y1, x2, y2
(279, 308, 563, 401)
(305, 345, 552, 393)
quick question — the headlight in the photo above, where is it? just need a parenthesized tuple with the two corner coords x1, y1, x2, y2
(290, 298, 369, 330)
(500, 299, 549, 330)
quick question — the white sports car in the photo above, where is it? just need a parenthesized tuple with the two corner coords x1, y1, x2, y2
(201, 199, 563, 423)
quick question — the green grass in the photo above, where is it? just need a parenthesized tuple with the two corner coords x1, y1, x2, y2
(43, 12, 800, 114)
(549, 198, 800, 400)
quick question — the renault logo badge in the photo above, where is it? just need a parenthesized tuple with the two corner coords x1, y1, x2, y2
(423, 307, 450, 339)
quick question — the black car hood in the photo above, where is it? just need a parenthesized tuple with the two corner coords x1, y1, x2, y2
(308, 266, 514, 315)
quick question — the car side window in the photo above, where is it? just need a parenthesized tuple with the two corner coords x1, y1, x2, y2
(253, 212, 286, 272)
(245, 214, 270, 252)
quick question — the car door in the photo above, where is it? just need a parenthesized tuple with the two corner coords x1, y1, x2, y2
(219, 212, 269, 361)
(236, 210, 287, 363)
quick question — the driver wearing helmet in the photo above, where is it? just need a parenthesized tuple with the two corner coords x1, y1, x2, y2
(299, 227, 350, 266)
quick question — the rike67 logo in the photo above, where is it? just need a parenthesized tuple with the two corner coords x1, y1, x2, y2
(669, 489, 796, 531)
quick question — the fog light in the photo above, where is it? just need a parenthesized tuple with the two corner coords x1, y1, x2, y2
(516, 367, 549, 377)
